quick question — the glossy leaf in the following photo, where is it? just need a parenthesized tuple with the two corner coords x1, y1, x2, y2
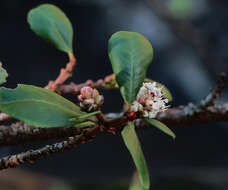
(28, 4, 73, 53)
(0, 84, 86, 127)
(0, 62, 8, 85)
(144, 78, 173, 101)
(122, 122, 150, 190)
(108, 31, 153, 104)
(145, 118, 176, 139)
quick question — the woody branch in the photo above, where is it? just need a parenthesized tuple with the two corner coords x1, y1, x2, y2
(0, 73, 226, 170)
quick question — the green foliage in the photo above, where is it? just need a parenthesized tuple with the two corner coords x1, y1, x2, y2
(0, 84, 90, 127)
(128, 172, 144, 190)
(0, 62, 8, 85)
(145, 118, 176, 139)
(28, 4, 73, 53)
(108, 31, 153, 104)
(122, 122, 150, 190)
(144, 78, 173, 102)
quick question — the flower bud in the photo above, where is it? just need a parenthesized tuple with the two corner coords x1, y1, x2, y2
(78, 86, 104, 111)
(80, 86, 93, 99)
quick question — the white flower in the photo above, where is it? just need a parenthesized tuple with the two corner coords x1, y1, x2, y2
(130, 101, 143, 112)
(130, 82, 169, 119)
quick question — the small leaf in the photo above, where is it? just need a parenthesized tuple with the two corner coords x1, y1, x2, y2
(122, 122, 150, 190)
(108, 31, 153, 104)
(145, 118, 176, 139)
(0, 84, 87, 127)
(0, 62, 8, 85)
(28, 4, 73, 53)
(144, 78, 172, 102)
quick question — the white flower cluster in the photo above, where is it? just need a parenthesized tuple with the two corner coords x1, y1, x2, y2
(130, 82, 169, 118)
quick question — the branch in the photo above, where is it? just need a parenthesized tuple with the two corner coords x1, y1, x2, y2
(0, 122, 83, 146)
(0, 73, 226, 170)
(0, 101, 228, 170)
(0, 126, 100, 170)
(0, 100, 227, 170)
(0, 73, 227, 146)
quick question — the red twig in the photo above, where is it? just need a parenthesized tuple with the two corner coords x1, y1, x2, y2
(46, 52, 76, 91)
(58, 74, 116, 95)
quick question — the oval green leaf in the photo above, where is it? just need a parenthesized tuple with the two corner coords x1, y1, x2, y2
(108, 31, 153, 104)
(145, 118, 176, 139)
(0, 84, 86, 127)
(28, 4, 73, 53)
(0, 62, 8, 85)
(121, 122, 150, 190)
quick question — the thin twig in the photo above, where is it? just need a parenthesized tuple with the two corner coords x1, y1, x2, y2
(58, 74, 116, 95)
(46, 52, 76, 91)
(0, 126, 100, 170)
(199, 72, 226, 108)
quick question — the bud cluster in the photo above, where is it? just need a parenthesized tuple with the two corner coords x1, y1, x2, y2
(78, 86, 104, 111)
(130, 82, 169, 118)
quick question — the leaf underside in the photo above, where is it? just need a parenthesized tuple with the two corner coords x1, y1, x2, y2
(121, 122, 150, 190)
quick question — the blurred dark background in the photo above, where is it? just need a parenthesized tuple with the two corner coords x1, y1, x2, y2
(1, 0, 228, 190)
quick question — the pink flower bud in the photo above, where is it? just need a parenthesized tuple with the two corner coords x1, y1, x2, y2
(80, 86, 93, 99)
(92, 89, 99, 99)
(78, 86, 104, 111)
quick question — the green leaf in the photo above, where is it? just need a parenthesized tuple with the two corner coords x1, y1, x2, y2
(145, 118, 176, 139)
(122, 122, 150, 190)
(129, 172, 144, 190)
(144, 78, 172, 102)
(108, 31, 153, 104)
(28, 4, 73, 53)
(0, 62, 8, 85)
(0, 84, 87, 127)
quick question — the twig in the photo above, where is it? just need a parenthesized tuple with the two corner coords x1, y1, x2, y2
(0, 126, 100, 170)
(0, 52, 78, 122)
(0, 122, 83, 146)
(0, 101, 228, 170)
(199, 72, 226, 108)
(58, 74, 116, 95)
(47, 52, 76, 91)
